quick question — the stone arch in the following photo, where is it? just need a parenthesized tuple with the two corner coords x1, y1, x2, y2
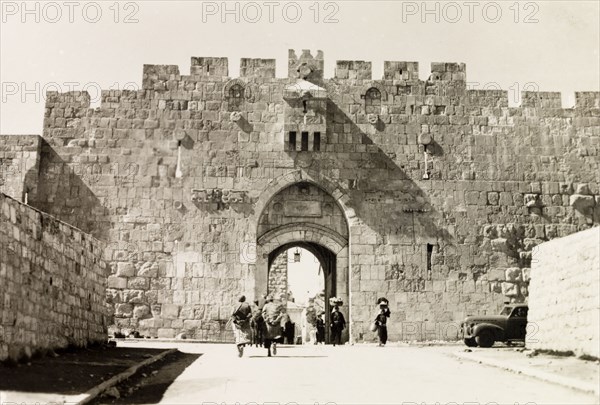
(223, 78, 247, 97)
(360, 82, 388, 102)
(252, 169, 356, 236)
(223, 78, 256, 103)
(258, 222, 347, 255)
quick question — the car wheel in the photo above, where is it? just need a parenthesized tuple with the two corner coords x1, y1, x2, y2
(476, 330, 495, 348)
(464, 337, 477, 347)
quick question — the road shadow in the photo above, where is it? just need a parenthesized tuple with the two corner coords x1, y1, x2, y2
(91, 350, 201, 404)
(0, 347, 167, 395)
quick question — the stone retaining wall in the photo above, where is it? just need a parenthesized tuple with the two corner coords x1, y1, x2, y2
(0, 193, 110, 362)
(527, 226, 600, 357)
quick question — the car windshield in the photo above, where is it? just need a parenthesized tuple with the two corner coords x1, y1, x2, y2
(499, 306, 512, 316)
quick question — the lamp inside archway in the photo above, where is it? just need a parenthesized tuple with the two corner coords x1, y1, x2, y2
(294, 248, 301, 262)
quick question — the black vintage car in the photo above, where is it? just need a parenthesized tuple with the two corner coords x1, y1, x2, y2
(460, 304, 528, 348)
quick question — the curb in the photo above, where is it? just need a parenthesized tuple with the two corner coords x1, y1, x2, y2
(451, 351, 600, 396)
(77, 348, 178, 405)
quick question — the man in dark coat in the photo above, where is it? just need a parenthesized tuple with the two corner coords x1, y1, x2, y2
(316, 312, 325, 344)
(330, 305, 346, 346)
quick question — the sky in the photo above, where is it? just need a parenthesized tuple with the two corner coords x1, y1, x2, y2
(1, 0, 599, 134)
(286, 248, 324, 306)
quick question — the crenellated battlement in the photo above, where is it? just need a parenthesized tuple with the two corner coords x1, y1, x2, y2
(575, 92, 600, 109)
(190, 57, 229, 77)
(384, 61, 419, 81)
(42, 49, 599, 133)
(288, 49, 324, 81)
(139, 50, 469, 86)
(335, 60, 372, 80)
(240, 58, 276, 79)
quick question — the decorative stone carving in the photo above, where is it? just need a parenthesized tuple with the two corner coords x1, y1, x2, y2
(191, 189, 248, 208)
(283, 201, 322, 217)
(230, 111, 242, 122)
(367, 113, 379, 124)
(487, 191, 499, 205)
(418, 132, 432, 145)
(298, 63, 313, 78)
(174, 129, 187, 141)
(524, 193, 542, 208)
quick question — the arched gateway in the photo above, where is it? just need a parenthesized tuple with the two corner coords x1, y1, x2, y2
(252, 170, 354, 343)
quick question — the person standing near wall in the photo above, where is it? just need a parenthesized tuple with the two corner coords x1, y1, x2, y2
(375, 298, 391, 347)
(231, 295, 253, 357)
(330, 305, 346, 346)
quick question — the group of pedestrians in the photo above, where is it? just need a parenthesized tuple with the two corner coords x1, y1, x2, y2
(230, 294, 390, 357)
(230, 294, 285, 357)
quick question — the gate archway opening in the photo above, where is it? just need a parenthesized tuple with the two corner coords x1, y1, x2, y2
(254, 181, 350, 344)
(268, 242, 336, 343)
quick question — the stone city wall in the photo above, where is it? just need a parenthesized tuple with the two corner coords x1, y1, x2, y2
(0, 193, 110, 362)
(0, 135, 41, 203)
(11, 49, 598, 342)
(526, 226, 600, 358)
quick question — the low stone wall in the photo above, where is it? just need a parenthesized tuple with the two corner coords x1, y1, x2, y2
(527, 227, 600, 357)
(0, 193, 110, 362)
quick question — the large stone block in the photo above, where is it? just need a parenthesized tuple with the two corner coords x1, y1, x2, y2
(116, 262, 135, 277)
(157, 328, 175, 339)
(115, 303, 133, 317)
(501, 282, 519, 297)
(570, 194, 595, 211)
(108, 276, 128, 289)
(138, 262, 158, 277)
(505, 267, 522, 282)
(162, 304, 180, 319)
(123, 290, 144, 303)
(133, 304, 151, 319)
(128, 277, 149, 289)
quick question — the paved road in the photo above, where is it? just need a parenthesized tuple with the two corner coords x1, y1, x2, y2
(119, 342, 599, 405)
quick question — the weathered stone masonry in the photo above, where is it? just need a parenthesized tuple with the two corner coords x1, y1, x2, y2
(1, 49, 598, 342)
(0, 135, 41, 203)
(527, 227, 600, 358)
(0, 193, 110, 362)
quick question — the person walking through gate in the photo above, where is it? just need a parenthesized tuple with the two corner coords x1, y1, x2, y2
(251, 299, 265, 347)
(262, 295, 283, 357)
(316, 312, 325, 344)
(330, 305, 346, 346)
(374, 298, 391, 346)
(231, 295, 253, 357)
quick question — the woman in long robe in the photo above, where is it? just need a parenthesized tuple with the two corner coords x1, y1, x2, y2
(231, 295, 253, 357)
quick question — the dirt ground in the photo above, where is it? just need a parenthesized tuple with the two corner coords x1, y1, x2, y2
(0, 345, 167, 395)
